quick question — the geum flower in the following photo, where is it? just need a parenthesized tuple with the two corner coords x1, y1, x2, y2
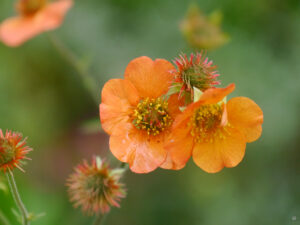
(100, 56, 181, 173)
(170, 52, 220, 104)
(164, 84, 263, 173)
(0, 129, 32, 172)
(180, 4, 229, 50)
(67, 156, 126, 215)
(0, 0, 73, 47)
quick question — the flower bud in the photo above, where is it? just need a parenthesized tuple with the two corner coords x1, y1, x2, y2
(169, 52, 220, 104)
(180, 5, 229, 50)
(0, 129, 32, 172)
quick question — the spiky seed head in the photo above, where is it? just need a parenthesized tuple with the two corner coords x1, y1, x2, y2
(0, 129, 32, 173)
(169, 52, 220, 104)
(67, 156, 126, 215)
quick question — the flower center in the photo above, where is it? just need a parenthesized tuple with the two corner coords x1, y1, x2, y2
(132, 97, 172, 136)
(190, 104, 223, 142)
(17, 0, 47, 16)
(0, 140, 16, 166)
(173, 53, 220, 94)
(84, 172, 106, 197)
(181, 66, 213, 91)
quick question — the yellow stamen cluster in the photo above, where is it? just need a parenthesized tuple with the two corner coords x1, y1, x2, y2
(132, 97, 172, 136)
(17, 0, 47, 16)
(190, 104, 225, 143)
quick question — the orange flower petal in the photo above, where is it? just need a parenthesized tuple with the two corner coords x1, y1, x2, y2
(109, 122, 167, 173)
(36, 0, 73, 30)
(167, 94, 183, 118)
(100, 79, 140, 135)
(193, 127, 246, 173)
(160, 153, 186, 170)
(172, 84, 235, 129)
(172, 102, 196, 129)
(124, 56, 175, 98)
(0, 17, 37, 47)
(0, 0, 72, 47)
(220, 102, 228, 127)
(199, 83, 235, 104)
(164, 121, 194, 169)
(227, 97, 263, 142)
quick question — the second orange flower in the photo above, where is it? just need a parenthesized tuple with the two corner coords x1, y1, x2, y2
(165, 84, 263, 173)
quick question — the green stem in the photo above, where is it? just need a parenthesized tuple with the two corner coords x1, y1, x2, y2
(6, 170, 30, 225)
(92, 213, 107, 225)
(47, 33, 98, 104)
(0, 209, 11, 225)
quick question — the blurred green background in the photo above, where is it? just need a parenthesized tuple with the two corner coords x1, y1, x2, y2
(0, 0, 299, 224)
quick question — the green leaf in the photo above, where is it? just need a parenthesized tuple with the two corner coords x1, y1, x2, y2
(166, 83, 183, 98)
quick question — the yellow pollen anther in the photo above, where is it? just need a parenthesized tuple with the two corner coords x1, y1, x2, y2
(189, 104, 224, 143)
(132, 97, 172, 136)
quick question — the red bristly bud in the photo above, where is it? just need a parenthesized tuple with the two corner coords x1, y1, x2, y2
(169, 52, 220, 103)
(0, 129, 32, 173)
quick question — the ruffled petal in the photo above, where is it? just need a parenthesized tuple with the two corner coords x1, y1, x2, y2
(199, 83, 235, 104)
(160, 152, 186, 170)
(0, 16, 38, 47)
(100, 79, 140, 135)
(172, 84, 235, 129)
(227, 97, 263, 142)
(193, 127, 246, 173)
(36, 0, 73, 30)
(171, 102, 196, 129)
(167, 94, 183, 118)
(124, 56, 175, 98)
(164, 120, 194, 169)
(0, 0, 72, 47)
(109, 122, 167, 173)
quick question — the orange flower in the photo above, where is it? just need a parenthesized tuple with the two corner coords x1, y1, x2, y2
(100, 56, 181, 173)
(0, 0, 73, 47)
(0, 129, 32, 172)
(165, 84, 263, 173)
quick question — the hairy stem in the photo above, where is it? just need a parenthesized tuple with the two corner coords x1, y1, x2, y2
(6, 170, 30, 225)
(0, 209, 11, 225)
(47, 33, 98, 104)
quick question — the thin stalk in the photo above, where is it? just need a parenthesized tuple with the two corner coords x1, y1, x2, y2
(0, 209, 11, 225)
(47, 33, 98, 104)
(92, 213, 107, 225)
(6, 170, 30, 225)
